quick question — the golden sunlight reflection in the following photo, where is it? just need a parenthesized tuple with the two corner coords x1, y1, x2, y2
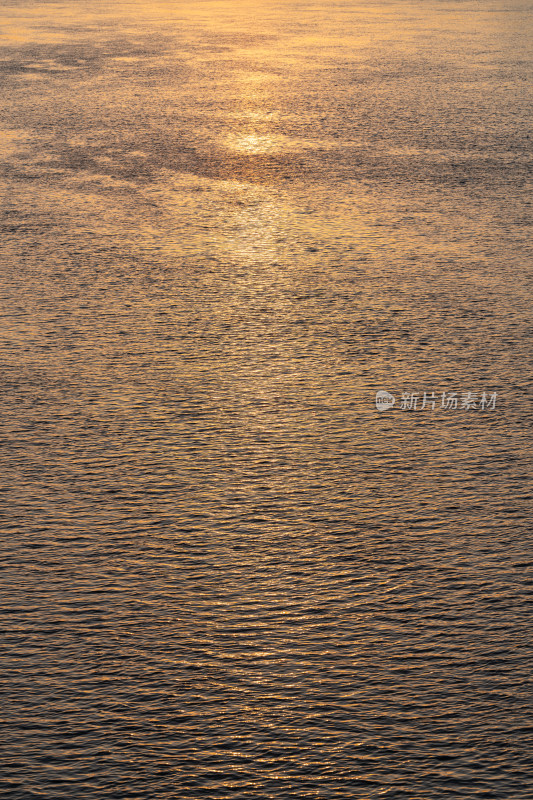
(223, 67, 283, 154)
(226, 132, 295, 155)
(218, 191, 287, 264)
(2, 0, 531, 797)
(222, 65, 335, 159)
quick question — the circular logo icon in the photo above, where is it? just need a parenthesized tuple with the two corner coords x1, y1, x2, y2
(375, 390, 395, 412)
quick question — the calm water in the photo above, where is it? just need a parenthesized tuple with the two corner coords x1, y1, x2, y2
(1, 1, 532, 797)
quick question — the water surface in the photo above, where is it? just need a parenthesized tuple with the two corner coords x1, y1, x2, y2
(0, 1, 532, 798)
